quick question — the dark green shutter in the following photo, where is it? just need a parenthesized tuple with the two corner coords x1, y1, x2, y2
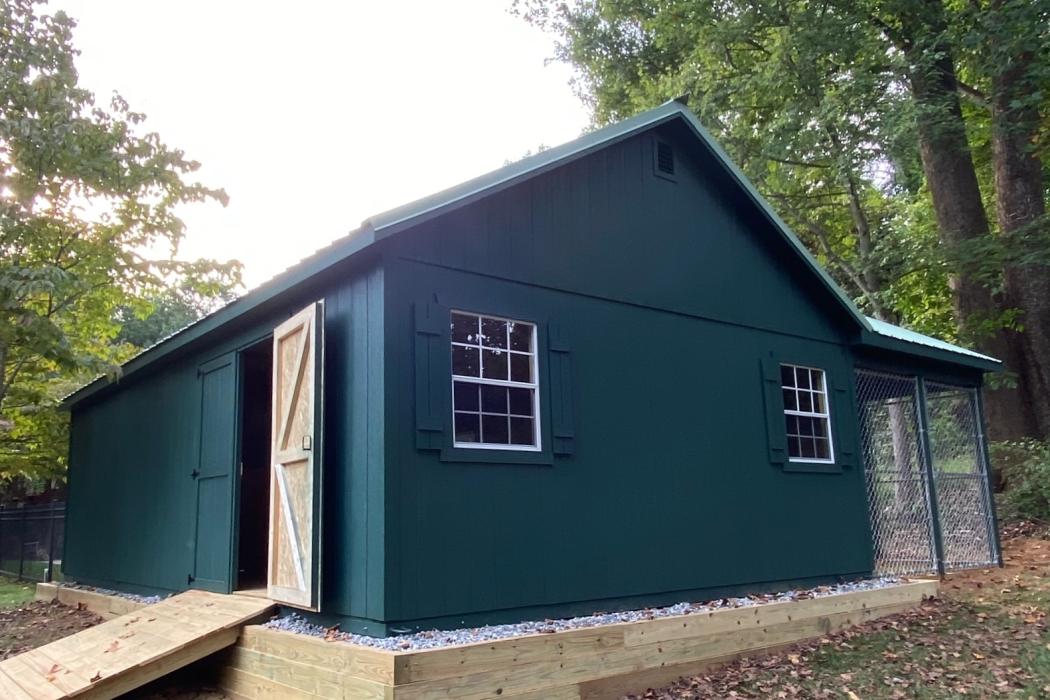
(547, 323, 575, 455)
(414, 301, 448, 450)
(760, 357, 787, 465)
(831, 376, 857, 469)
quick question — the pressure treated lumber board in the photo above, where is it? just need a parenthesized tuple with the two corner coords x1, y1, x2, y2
(35, 584, 146, 621)
(216, 580, 938, 700)
(3, 589, 273, 700)
(391, 581, 936, 686)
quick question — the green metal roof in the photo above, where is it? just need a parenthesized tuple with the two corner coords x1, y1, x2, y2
(863, 316, 1000, 368)
(66, 101, 995, 407)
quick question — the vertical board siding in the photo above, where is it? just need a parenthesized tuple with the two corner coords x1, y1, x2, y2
(66, 263, 385, 623)
(381, 127, 871, 626)
(397, 129, 845, 344)
(387, 266, 868, 623)
(66, 365, 199, 592)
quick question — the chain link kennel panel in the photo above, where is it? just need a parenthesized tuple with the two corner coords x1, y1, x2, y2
(924, 381, 998, 570)
(855, 370, 938, 575)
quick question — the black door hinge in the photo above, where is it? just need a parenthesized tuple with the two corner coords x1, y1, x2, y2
(187, 573, 195, 584)
(190, 469, 200, 479)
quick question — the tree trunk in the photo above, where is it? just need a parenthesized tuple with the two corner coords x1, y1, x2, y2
(991, 41, 1050, 441)
(899, 0, 1033, 442)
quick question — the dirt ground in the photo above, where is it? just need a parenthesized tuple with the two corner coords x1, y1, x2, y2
(627, 528, 1050, 699)
(3, 530, 1049, 699)
(0, 599, 227, 699)
(0, 600, 101, 660)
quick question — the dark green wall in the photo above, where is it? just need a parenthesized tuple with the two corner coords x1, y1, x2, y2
(66, 122, 916, 634)
(381, 126, 874, 628)
(65, 261, 386, 626)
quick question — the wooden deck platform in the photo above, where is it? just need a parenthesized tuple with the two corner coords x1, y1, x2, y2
(216, 579, 938, 700)
(4, 589, 273, 700)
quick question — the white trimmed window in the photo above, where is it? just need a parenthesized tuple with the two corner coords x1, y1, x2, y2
(780, 364, 834, 462)
(451, 311, 539, 450)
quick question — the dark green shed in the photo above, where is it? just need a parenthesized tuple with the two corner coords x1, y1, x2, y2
(63, 101, 1001, 636)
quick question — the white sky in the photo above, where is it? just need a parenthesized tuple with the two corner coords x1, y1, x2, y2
(51, 1, 590, 289)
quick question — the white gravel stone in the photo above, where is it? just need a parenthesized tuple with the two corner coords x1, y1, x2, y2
(264, 576, 903, 651)
(57, 581, 164, 605)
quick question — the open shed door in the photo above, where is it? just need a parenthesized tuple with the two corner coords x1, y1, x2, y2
(268, 301, 324, 609)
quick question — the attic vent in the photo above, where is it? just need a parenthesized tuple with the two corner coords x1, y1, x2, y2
(657, 141, 675, 175)
(653, 139, 676, 181)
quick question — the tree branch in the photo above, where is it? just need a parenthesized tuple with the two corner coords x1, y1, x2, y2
(957, 80, 989, 109)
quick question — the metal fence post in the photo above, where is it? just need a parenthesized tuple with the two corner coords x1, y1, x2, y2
(46, 502, 57, 583)
(17, 506, 26, 580)
(974, 389, 1004, 567)
(915, 377, 946, 577)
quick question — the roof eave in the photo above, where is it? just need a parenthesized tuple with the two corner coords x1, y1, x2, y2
(63, 100, 881, 408)
(670, 109, 872, 335)
(856, 331, 1003, 372)
(62, 225, 378, 409)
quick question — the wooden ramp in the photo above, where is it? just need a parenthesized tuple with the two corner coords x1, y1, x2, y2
(0, 589, 273, 700)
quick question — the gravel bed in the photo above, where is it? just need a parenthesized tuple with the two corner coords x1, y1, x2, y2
(56, 581, 165, 605)
(265, 576, 903, 651)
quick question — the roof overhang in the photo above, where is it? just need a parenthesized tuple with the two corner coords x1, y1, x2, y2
(71, 101, 950, 408)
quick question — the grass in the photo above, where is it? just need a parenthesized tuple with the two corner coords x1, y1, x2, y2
(0, 576, 35, 609)
(0, 560, 62, 582)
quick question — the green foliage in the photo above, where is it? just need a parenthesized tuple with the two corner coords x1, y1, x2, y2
(114, 280, 238, 350)
(516, 0, 937, 325)
(515, 0, 1050, 338)
(0, 0, 242, 483)
(993, 439, 1050, 522)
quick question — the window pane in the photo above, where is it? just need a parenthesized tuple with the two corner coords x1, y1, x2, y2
(813, 416, 828, 438)
(810, 369, 824, 392)
(800, 437, 816, 459)
(814, 437, 831, 459)
(510, 417, 535, 445)
(780, 364, 794, 387)
(796, 368, 811, 389)
(788, 436, 803, 458)
(784, 414, 798, 436)
(509, 322, 533, 352)
(812, 390, 826, 414)
(782, 389, 797, 411)
(796, 415, 815, 437)
(481, 384, 508, 414)
(481, 317, 508, 349)
(454, 412, 480, 443)
(508, 387, 533, 416)
(798, 391, 813, 413)
(510, 353, 532, 383)
(452, 345, 480, 377)
(453, 381, 479, 412)
(482, 349, 509, 380)
(482, 414, 509, 444)
(452, 313, 479, 344)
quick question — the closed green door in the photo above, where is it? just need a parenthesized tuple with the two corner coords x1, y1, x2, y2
(192, 354, 237, 592)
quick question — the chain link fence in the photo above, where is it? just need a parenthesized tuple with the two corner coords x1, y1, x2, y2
(855, 370, 938, 575)
(0, 502, 65, 582)
(856, 369, 998, 576)
(925, 382, 999, 570)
